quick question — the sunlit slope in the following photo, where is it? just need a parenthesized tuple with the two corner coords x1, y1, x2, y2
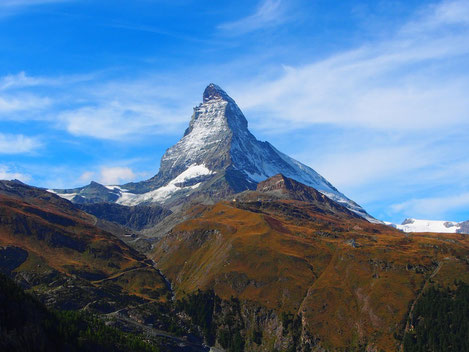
(0, 181, 169, 309)
(151, 198, 469, 351)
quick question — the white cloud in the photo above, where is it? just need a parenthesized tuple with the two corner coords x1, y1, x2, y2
(234, 1, 469, 132)
(218, 0, 285, 34)
(0, 133, 42, 154)
(403, 0, 469, 33)
(58, 100, 187, 140)
(78, 167, 137, 185)
(52, 75, 196, 140)
(0, 165, 30, 182)
(0, 71, 41, 90)
(98, 166, 136, 185)
(0, 71, 85, 90)
(221, 0, 469, 222)
(308, 145, 436, 189)
(78, 171, 94, 184)
(0, 71, 194, 139)
(391, 192, 469, 220)
(0, 95, 51, 114)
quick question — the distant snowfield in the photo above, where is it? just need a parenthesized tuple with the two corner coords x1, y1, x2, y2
(387, 218, 468, 234)
(47, 190, 77, 201)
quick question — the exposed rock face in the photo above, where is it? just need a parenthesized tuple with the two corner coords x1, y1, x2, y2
(53, 84, 373, 221)
(253, 174, 362, 218)
(458, 220, 469, 234)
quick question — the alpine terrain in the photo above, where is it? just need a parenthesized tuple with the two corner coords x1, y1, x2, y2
(1, 84, 469, 352)
(52, 84, 374, 222)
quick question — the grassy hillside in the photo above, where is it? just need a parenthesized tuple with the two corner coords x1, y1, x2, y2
(151, 198, 469, 351)
(0, 181, 170, 311)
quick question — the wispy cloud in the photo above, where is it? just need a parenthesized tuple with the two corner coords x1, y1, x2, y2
(98, 166, 136, 185)
(391, 192, 469, 220)
(0, 71, 91, 90)
(0, 71, 193, 139)
(402, 0, 469, 33)
(218, 0, 286, 35)
(236, 37, 469, 131)
(79, 166, 139, 185)
(56, 81, 191, 140)
(0, 94, 51, 114)
(0, 133, 42, 154)
(0, 72, 54, 115)
(0, 165, 30, 182)
(0, 71, 42, 90)
(308, 144, 437, 189)
(228, 1, 469, 133)
(226, 0, 469, 221)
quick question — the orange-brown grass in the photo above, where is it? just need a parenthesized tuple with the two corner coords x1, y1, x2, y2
(0, 194, 168, 302)
(151, 200, 469, 351)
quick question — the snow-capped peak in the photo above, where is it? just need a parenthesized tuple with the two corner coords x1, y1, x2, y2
(203, 83, 233, 103)
(53, 83, 375, 221)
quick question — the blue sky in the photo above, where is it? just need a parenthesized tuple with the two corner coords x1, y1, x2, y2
(1, 0, 469, 223)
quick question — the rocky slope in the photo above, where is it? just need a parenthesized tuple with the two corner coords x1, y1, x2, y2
(53, 84, 373, 222)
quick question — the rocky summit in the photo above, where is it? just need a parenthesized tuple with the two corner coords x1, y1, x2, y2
(53, 84, 374, 221)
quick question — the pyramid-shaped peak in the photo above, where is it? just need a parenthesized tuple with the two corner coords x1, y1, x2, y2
(203, 83, 233, 103)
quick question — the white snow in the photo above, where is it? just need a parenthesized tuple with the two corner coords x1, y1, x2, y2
(172, 164, 213, 184)
(114, 164, 214, 206)
(47, 189, 77, 202)
(161, 100, 230, 169)
(390, 218, 462, 233)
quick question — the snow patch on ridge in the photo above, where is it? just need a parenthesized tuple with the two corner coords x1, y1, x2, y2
(115, 164, 214, 206)
(47, 189, 78, 202)
(161, 100, 230, 170)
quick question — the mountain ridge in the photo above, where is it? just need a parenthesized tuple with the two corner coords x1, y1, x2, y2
(53, 83, 375, 222)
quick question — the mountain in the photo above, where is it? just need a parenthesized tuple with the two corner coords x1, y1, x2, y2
(0, 180, 170, 311)
(53, 84, 374, 222)
(388, 218, 469, 234)
(151, 174, 469, 351)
